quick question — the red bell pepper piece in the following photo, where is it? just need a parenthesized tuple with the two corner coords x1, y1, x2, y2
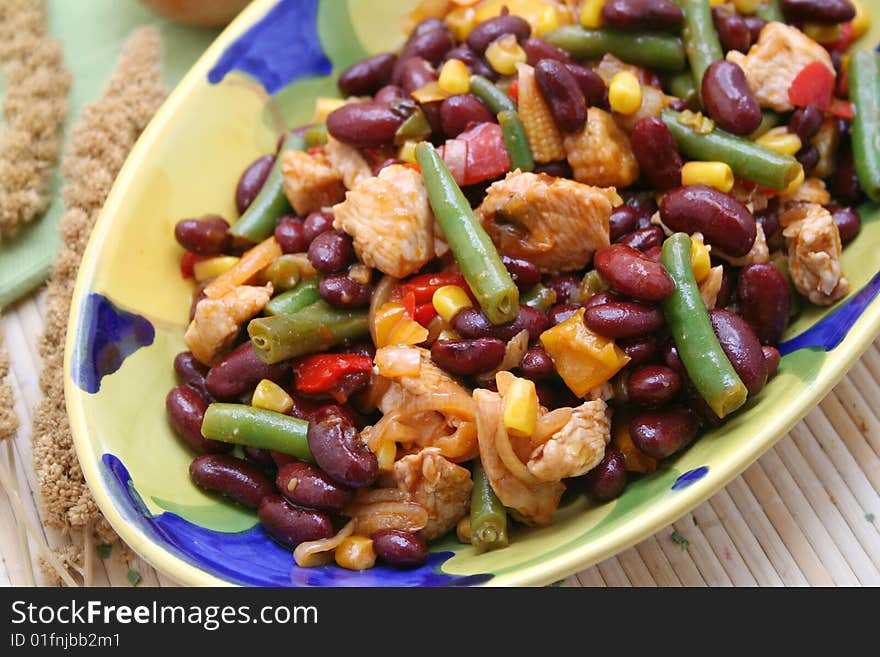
(180, 251, 207, 279)
(454, 122, 511, 185)
(413, 302, 439, 327)
(788, 61, 835, 110)
(292, 353, 373, 401)
(827, 21, 854, 54)
(829, 98, 855, 120)
(395, 271, 468, 305)
(507, 80, 519, 102)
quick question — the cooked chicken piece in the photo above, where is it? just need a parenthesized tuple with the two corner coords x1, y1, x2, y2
(184, 284, 272, 364)
(587, 381, 615, 402)
(527, 400, 610, 481)
(281, 149, 345, 215)
(699, 265, 725, 309)
(516, 63, 566, 163)
(564, 107, 640, 188)
(325, 135, 373, 190)
(780, 177, 831, 206)
(730, 180, 771, 212)
(332, 164, 442, 278)
(714, 223, 769, 267)
(473, 388, 565, 526)
(780, 203, 850, 305)
(390, 447, 472, 541)
(476, 171, 613, 273)
(727, 22, 834, 112)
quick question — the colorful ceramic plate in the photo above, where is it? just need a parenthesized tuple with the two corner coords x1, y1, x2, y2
(67, 0, 880, 586)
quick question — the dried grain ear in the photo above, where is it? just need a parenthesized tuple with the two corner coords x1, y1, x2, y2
(31, 27, 166, 582)
(0, 0, 70, 238)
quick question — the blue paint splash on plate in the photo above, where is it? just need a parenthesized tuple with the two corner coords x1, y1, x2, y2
(779, 271, 880, 356)
(671, 466, 709, 491)
(101, 454, 491, 587)
(71, 293, 154, 394)
(208, 0, 332, 94)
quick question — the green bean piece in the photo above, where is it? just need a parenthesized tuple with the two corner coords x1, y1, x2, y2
(849, 51, 880, 202)
(201, 403, 313, 461)
(661, 233, 747, 419)
(394, 108, 432, 145)
(679, 0, 724, 94)
(264, 254, 302, 292)
(248, 300, 369, 364)
(666, 72, 698, 109)
(230, 132, 305, 243)
(544, 26, 686, 72)
(520, 284, 557, 311)
(662, 110, 802, 190)
(579, 269, 608, 300)
(304, 123, 328, 148)
(749, 110, 782, 140)
(469, 74, 517, 114)
(264, 277, 321, 316)
(470, 460, 508, 553)
(415, 142, 520, 325)
(755, 0, 783, 23)
(497, 110, 534, 172)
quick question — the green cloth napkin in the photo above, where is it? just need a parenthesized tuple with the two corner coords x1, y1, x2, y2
(0, 0, 222, 308)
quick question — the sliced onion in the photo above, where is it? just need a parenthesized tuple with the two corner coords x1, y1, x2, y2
(293, 520, 355, 568)
(531, 408, 574, 447)
(375, 345, 422, 378)
(369, 275, 399, 345)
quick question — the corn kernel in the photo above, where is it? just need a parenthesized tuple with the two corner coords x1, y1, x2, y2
(376, 440, 397, 473)
(690, 236, 712, 283)
(580, 0, 605, 28)
(456, 515, 472, 544)
(446, 6, 477, 41)
(782, 164, 806, 196)
(681, 161, 735, 193)
(398, 139, 419, 164)
(251, 379, 294, 414)
(803, 23, 842, 45)
(335, 536, 376, 571)
(485, 34, 527, 76)
(287, 252, 318, 279)
(193, 256, 239, 283)
(438, 59, 471, 95)
(852, 0, 870, 40)
(732, 0, 760, 14)
(608, 71, 642, 116)
(432, 285, 473, 322)
(311, 97, 346, 124)
(535, 5, 559, 35)
(755, 127, 802, 155)
(709, 0, 725, 7)
(502, 377, 539, 439)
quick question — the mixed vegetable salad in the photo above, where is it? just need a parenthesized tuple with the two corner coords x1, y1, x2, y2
(166, 0, 879, 572)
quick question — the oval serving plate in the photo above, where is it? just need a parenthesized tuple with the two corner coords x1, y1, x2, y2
(66, 0, 880, 586)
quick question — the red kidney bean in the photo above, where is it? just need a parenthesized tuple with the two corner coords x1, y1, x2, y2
(663, 340, 686, 377)
(189, 282, 208, 322)
(594, 244, 674, 302)
(602, 0, 683, 31)
(709, 308, 768, 396)
(660, 185, 756, 257)
(535, 59, 587, 133)
(338, 52, 397, 97)
(737, 264, 791, 345)
(276, 460, 354, 513)
(205, 341, 290, 400)
(522, 37, 571, 66)
(308, 230, 353, 274)
(372, 530, 429, 567)
(619, 336, 658, 367)
(258, 495, 334, 548)
(755, 207, 780, 242)
(235, 155, 274, 215)
(401, 24, 454, 67)
(712, 6, 750, 54)
(584, 447, 627, 502)
(625, 192, 659, 216)
(702, 61, 762, 136)
(583, 301, 665, 339)
(762, 346, 781, 379)
(307, 407, 378, 488)
(466, 14, 531, 54)
(338, 339, 377, 360)
(743, 16, 766, 45)
(610, 205, 639, 242)
(631, 117, 683, 191)
(628, 365, 681, 407)
(442, 46, 497, 81)
(440, 94, 495, 138)
(174, 351, 208, 386)
(302, 211, 335, 244)
(617, 226, 664, 252)
(517, 346, 555, 381)
(398, 56, 438, 94)
(243, 447, 275, 467)
(166, 385, 230, 454)
(831, 151, 861, 203)
(630, 407, 700, 459)
(789, 105, 823, 142)
(326, 101, 406, 148)
(828, 205, 861, 244)
(430, 338, 506, 376)
(318, 275, 372, 309)
(502, 256, 541, 291)
(643, 245, 663, 262)
(716, 265, 736, 309)
(174, 215, 230, 255)
(534, 160, 573, 178)
(452, 305, 550, 341)
(582, 290, 620, 310)
(543, 273, 581, 305)
(535, 382, 557, 408)
(411, 17, 447, 37)
(796, 145, 820, 174)
(375, 84, 405, 104)
(564, 64, 608, 108)
(274, 215, 307, 254)
(189, 454, 275, 508)
(780, 0, 856, 24)
(548, 303, 579, 326)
